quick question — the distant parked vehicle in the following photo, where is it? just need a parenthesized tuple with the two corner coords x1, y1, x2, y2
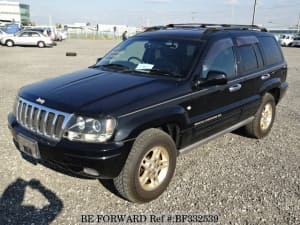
(290, 37, 300, 47)
(56, 30, 68, 41)
(27, 27, 63, 41)
(59, 30, 68, 40)
(25, 28, 55, 41)
(279, 34, 294, 46)
(0, 30, 55, 48)
(2, 23, 21, 34)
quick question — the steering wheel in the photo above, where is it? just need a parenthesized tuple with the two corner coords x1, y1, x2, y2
(155, 60, 179, 74)
(128, 56, 143, 64)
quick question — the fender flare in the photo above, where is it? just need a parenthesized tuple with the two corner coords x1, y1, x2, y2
(114, 105, 189, 142)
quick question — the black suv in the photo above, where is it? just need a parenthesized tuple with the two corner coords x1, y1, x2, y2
(8, 24, 288, 203)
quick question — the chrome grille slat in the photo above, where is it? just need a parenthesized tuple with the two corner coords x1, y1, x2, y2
(20, 103, 25, 125)
(18, 102, 22, 122)
(15, 97, 71, 141)
(29, 106, 35, 129)
(50, 114, 58, 137)
(24, 104, 29, 126)
(16, 100, 20, 122)
(42, 111, 49, 135)
(35, 109, 41, 132)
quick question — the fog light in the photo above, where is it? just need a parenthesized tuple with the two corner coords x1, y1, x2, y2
(83, 168, 99, 176)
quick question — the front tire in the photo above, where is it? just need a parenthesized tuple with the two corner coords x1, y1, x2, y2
(114, 128, 177, 203)
(6, 40, 14, 47)
(245, 93, 276, 139)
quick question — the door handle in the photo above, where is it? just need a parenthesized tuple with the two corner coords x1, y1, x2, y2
(261, 74, 271, 80)
(229, 83, 242, 92)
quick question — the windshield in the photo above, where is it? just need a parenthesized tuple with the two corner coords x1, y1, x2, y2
(97, 37, 203, 78)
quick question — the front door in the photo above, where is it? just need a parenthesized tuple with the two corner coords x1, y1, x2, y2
(188, 37, 244, 143)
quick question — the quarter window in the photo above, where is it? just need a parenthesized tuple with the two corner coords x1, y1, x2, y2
(258, 36, 283, 65)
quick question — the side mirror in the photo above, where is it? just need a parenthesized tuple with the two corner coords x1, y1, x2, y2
(96, 57, 102, 64)
(206, 71, 227, 85)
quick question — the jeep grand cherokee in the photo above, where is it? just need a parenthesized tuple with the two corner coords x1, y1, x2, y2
(8, 24, 288, 203)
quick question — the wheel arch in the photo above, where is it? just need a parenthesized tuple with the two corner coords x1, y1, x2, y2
(268, 87, 281, 105)
(6, 39, 14, 45)
(37, 40, 45, 47)
(114, 106, 189, 148)
(259, 78, 281, 104)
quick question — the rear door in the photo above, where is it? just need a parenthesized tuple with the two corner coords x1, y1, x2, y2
(30, 32, 42, 45)
(232, 35, 266, 121)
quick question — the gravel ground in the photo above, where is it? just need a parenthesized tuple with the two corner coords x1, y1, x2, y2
(0, 40, 299, 225)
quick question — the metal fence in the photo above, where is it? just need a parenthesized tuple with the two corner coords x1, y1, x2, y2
(66, 30, 130, 40)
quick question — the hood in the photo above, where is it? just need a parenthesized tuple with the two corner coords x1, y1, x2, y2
(20, 68, 183, 116)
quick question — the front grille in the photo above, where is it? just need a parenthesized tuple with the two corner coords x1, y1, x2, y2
(15, 97, 71, 141)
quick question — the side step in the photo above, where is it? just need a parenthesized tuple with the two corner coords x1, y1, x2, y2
(179, 117, 254, 154)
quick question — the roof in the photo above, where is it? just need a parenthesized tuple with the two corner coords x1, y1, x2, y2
(136, 28, 206, 39)
(136, 23, 269, 40)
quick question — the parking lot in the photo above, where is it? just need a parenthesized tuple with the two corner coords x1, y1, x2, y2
(0, 40, 299, 225)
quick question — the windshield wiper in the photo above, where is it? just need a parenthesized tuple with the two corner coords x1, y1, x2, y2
(134, 68, 182, 77)
(91, 63, 129, 70)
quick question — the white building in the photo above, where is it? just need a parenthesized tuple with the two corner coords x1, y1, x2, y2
(0, 1, 30, 25)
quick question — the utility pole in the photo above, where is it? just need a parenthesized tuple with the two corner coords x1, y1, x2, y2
(297, 13, 300, 35)
(251, 0, 257, 25)
(49, 15, 52, 27)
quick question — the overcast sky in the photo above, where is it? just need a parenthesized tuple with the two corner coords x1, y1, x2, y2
(18, 0, 300, 27)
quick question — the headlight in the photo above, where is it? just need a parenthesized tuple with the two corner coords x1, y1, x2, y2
(64, 115, 117, 143)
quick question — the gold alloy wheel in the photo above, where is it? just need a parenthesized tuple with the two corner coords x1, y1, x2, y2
(138, 146, 170, 191)
(260, 103, 273, 130)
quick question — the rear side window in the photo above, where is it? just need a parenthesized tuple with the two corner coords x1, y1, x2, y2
(237, 45, 260, 75)
(258, 36, 283, 65)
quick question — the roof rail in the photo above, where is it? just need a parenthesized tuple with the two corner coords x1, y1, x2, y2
(143, 25, 166, 32)
(144, 23, 268, 33)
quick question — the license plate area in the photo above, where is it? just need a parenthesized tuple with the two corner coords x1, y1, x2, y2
(17, 134, 40, 159)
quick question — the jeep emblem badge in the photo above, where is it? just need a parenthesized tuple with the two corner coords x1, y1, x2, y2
(36, 97, 45, 104)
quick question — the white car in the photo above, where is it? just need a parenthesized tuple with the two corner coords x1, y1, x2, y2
(0, 30, 55, 48)
(279, 34, 294, 47)
(290, 37, 300, 47)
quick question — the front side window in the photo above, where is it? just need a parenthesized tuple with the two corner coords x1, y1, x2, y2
(19, 32, 30, 37)
(202, 38, 236, 79)
(97, 37, 203, 78)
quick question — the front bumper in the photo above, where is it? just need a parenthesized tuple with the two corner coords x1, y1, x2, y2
(8, 113, 133, 179)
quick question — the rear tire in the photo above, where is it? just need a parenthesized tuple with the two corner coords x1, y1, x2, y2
(37, 41, 45, 48)
(244, 93, 276, 139)
(113, 128, 177, 203)
(6, 40, 14, 47)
